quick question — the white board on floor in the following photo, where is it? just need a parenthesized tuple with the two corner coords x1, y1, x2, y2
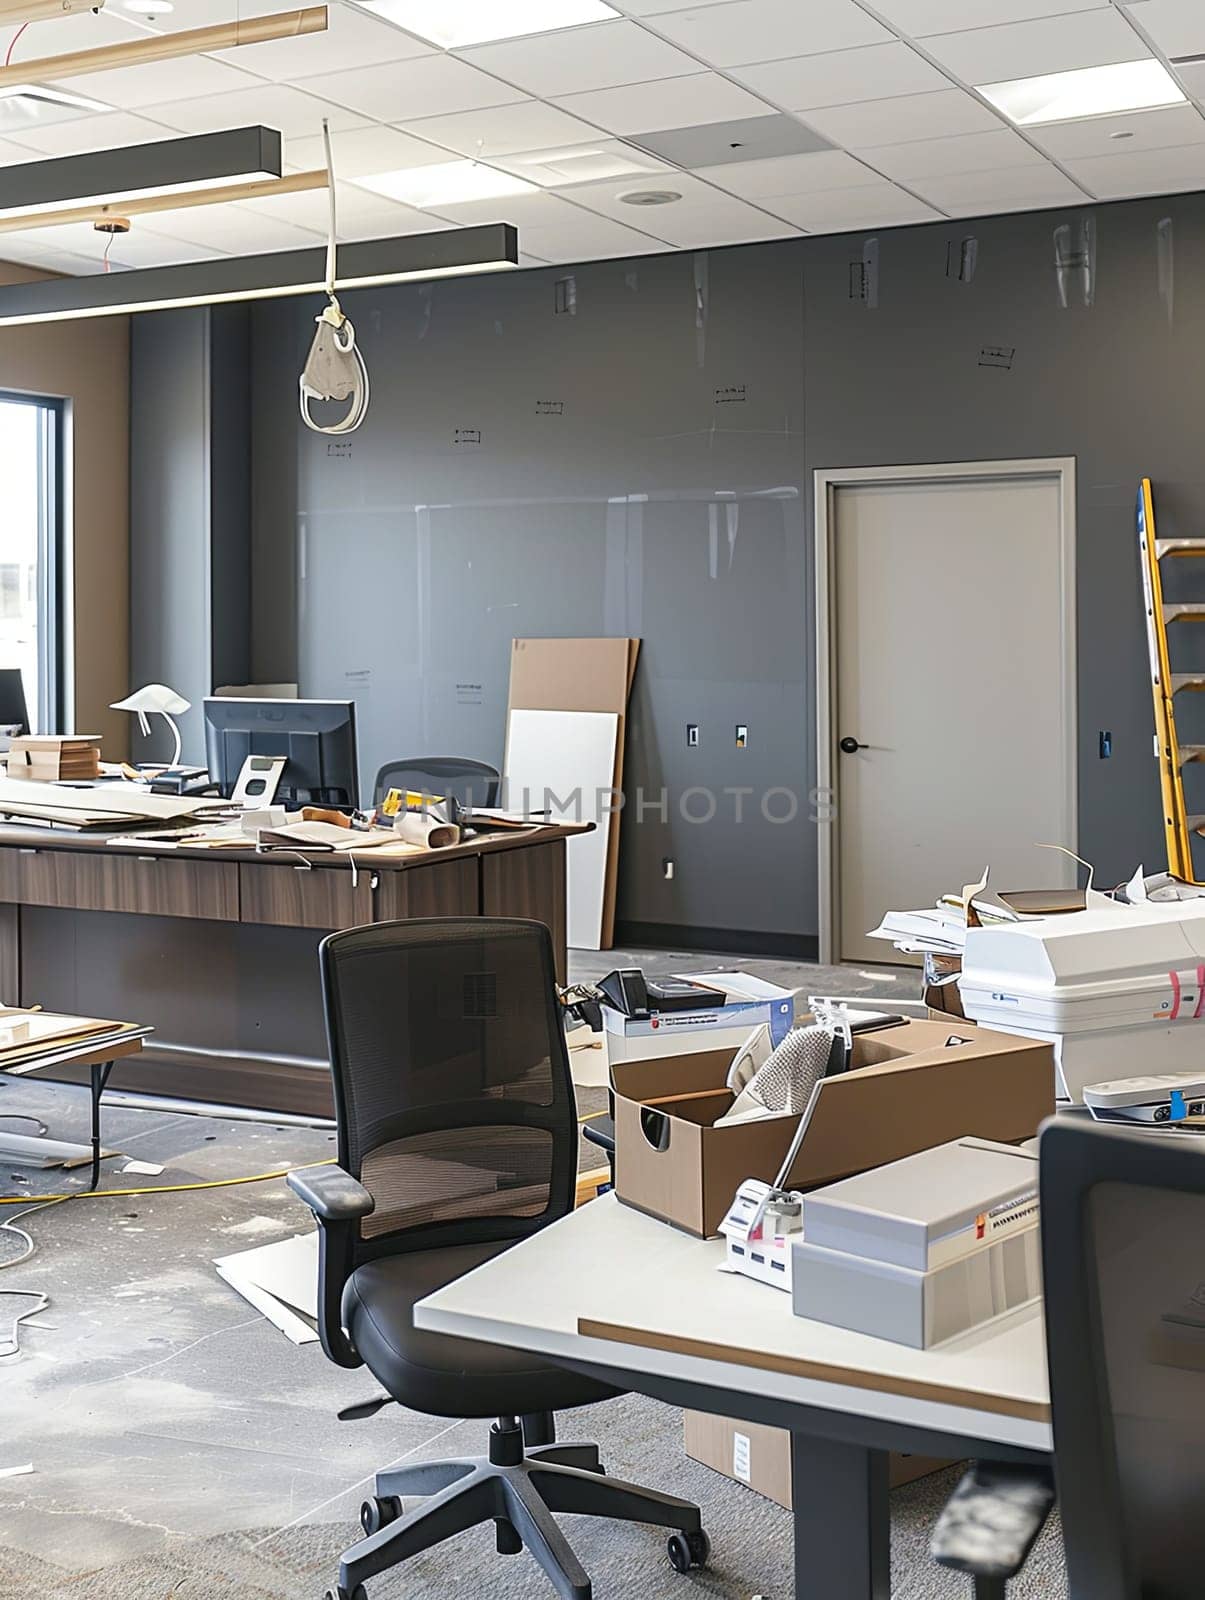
(504, 709, 618, 951)
(214, 1231, 318, 1344)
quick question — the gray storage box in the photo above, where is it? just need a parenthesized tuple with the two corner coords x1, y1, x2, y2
(791, 1223, 1041, 1348)
(802, 1137, 1039, 1273)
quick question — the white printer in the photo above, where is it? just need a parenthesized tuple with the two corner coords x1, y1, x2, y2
(960, 898, 1205, 1102)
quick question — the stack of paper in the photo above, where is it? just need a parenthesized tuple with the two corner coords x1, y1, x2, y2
(7, 736, 101, 782)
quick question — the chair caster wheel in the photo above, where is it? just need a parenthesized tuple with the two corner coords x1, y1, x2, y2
(667, 1529, 711, 1573)
(360, 1495, 402, 1536)
(325, 1587, 367, 1600)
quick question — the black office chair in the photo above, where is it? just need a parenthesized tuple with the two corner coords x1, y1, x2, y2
(288, 918, 708, 1600)
(932, 1117, 1205, 1598)
(372, 757, 500, 810)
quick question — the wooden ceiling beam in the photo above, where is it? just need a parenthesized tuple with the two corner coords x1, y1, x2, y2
(0, 167, 328, 233)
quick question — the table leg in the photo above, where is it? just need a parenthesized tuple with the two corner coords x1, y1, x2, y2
(88, 1060, 115, 1192)
(790, 1432, 891, 1600)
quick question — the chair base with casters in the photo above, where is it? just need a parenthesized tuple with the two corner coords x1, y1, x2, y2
(929, 1461, 1056, 1598)
(328, 1413, 708, 1600)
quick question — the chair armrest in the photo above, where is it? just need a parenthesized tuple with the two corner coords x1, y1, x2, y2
(287, 1163, 374, 1222)
(930, 1461, 1056, 1581)
(287, 1164, 374, 1369)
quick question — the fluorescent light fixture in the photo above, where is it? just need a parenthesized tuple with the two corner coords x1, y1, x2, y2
(355, 159, 537, 208)
(979, 58, 1185, 127)
(0, 83, 110, 115)
(355, 0, 618, 49)
(500, 140, 669, 187)
(0, 126, 282, 221)
(0, 223, 518, 325)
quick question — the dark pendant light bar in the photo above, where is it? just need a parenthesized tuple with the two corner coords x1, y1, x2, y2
(0, 127, 284, 220)
(0, 223, 520, 326)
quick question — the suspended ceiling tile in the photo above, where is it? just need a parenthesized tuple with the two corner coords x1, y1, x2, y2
(800, 88, 1004, 148)
(553, 72, 772, 135)
(56, 53, 264, 110)
(868, 0, 1111, 36)
(287, 123, 449, 176)
(137, 200, 325, 252)
(694, 150, 886, 197)
(30, 217, 224, 266)
(768, 181, 944, 228)
(396, 100, 605, 159)
(613, 194, 797, 248)
(300, 52, 525, 121)
(459, 20, 701, 97)
(561, 170, 730, 222)
(427, 188, 603, 227)
(923, 9, 1152, 85)
(1062, 139, 1205, 198)
(142, 82, 370, 139)
(910, 162, 1091, 213)
(1024, 102, 1205, 159)
(488, 140, 672, 187)
(238, 183, 443, 237)
(648, 0, 892, 67)
(858, 127, 1048, 180)
(5, 110, 179, 156)
(517, 210, 670, 260)
(214, 4, 434, 80)
(1122, 0, 1205, 62)
(732, 41, 952, 109)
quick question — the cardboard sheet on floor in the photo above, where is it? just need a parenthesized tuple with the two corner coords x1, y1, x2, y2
(214, 1231, 318, 1345)
(505, 709, 618, 951)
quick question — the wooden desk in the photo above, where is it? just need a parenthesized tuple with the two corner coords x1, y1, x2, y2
(417, 1194, 1052, 1600)
(0, 823, 571, 1117)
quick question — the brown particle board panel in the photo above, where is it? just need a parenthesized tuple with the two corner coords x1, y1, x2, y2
(240, 860, 373, 930)
(373, 856, 478, 922)
(0, 848, 23, 901)
(18, 846, 238, 921)
(481, 837, 567, 982)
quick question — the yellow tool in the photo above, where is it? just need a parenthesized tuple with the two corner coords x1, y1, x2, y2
(380, 787, 447, 819)
(1139, 477, 1205, 881)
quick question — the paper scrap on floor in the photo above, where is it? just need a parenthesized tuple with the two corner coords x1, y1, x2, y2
(214, 1232, 319, 1344)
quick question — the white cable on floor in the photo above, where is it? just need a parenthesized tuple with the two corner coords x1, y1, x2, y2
(0, 1198, 60, 1360)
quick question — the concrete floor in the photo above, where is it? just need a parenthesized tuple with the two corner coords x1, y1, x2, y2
(0, 948, 924, 1598)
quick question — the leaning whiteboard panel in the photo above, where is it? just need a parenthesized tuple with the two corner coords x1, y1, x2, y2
(504, 709, 617, 951)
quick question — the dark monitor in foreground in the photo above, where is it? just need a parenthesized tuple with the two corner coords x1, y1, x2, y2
(0, 668, 30, 734)
(203, 697, 358, 806)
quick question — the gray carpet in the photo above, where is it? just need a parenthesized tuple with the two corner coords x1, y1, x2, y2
(0, 1389, 1067, 1599)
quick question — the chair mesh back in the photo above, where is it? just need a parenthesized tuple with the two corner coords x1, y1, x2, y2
(322, 918, 575, 1251)
(372, 758, 501, 810)
(1086, 1178, 1205, 1594)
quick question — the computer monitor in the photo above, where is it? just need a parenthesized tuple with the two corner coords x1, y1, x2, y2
(0, 668, 30, 734)
(203, 697, 358, 807)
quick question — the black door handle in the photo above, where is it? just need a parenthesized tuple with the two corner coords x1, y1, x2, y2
(839, 737, 867, 754)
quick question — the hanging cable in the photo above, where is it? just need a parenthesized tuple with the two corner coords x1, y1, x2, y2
(299, 118, 370, 435)
(5, 21, 29, 68)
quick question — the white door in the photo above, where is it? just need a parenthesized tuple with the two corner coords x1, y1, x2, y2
(829, 468, 1076, 964)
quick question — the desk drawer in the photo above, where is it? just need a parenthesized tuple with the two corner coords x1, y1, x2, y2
(239, 861, 372, 930)
(374, 857, 478, 921)
(18, 848, 238, 921)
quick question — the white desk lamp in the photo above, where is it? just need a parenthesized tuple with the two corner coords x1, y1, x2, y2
(110, 683, 190, 767)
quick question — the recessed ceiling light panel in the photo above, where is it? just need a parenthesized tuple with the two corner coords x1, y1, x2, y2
(354, 0, 618, 50)
(501, 140, 669, 187)
(355, 159, 537, 208)
(978, 59, 1185, 127)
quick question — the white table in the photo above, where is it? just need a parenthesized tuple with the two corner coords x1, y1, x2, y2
(416, 1193, 1052, 1600)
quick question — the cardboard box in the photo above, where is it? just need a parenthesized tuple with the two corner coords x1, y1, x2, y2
(602, 972, 795, 1064)
(682, 1411, 953, 1509)
(611, 1016, 1055, 1238)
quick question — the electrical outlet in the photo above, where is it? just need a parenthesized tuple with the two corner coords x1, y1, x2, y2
(735, 724, 748, 749)
(687, 724, 699, 748)
(663, 858, 675, 880)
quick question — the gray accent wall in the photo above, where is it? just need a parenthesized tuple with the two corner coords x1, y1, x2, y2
(133, 190, 1205, 944)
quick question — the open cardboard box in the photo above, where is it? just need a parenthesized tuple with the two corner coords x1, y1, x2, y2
(611, 1015, 1055, 1238)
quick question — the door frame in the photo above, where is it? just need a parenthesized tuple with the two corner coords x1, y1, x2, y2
(814, 457, 1078, 966)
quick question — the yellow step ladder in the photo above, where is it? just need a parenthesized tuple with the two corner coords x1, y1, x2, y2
(1138, 477, 1205, 881)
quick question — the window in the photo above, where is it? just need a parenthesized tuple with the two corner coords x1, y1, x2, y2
(0, 394, 62, 732)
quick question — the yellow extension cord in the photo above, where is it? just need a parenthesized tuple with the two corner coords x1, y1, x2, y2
(0, 1110, 609, 1206)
